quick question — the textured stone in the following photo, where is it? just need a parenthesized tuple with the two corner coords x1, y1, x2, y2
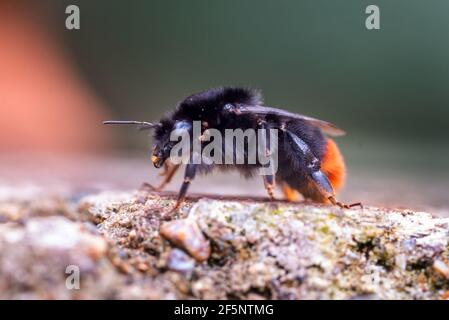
(1, 186, 449, 299)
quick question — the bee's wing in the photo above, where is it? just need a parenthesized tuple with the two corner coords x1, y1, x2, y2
(236, 105, 346, 137)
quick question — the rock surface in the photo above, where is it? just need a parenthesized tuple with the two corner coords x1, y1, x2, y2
(0, 185, 448, 299)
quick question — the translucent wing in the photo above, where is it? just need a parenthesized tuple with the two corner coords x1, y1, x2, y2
(235, 105, 345, 137)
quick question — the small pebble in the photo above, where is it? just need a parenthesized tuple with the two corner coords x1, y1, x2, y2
(128, 229, 137, 239)
(395, 254, 407, 270)
(160, 218, 210, 262)
(166, 248, 195, 273)
(137, 262, 149, 272)
(433, 259, 449, 279)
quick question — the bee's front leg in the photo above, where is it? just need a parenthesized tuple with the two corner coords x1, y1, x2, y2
(159, 161, 171, 176)
(145, 161, 180, 192)
(155, 161, 180, 191)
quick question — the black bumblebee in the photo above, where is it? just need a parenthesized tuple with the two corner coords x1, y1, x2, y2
(105, 87, 360, 210)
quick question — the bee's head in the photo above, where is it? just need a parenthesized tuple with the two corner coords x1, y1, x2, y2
(152, 119, 192, 168)
(151, 144, 171, 168)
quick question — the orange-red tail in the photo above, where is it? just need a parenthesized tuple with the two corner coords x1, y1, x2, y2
(321, 138, 346, 191)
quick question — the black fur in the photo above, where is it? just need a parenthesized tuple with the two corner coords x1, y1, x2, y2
(152, 87, 329, 201)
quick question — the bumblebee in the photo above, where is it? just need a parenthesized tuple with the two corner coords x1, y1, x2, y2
(105, 87, 360, 210)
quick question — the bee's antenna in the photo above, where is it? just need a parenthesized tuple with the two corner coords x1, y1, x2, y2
(103, 120, 159, 131)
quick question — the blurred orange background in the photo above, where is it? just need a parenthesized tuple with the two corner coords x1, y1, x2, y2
(0, 1, 111, 154)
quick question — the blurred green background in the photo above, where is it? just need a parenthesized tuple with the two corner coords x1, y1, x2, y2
(51, 0, 448, 168)
(34, 0, 448, 209)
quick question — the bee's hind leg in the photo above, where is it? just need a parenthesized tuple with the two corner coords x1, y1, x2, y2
(285, 129, 362, 209)
(328, 196, 363, 209)
(311, 170, 363, 209)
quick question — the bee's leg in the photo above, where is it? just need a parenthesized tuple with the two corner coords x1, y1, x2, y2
(285, 129, 361, 209)
(155, 162, 181, 191)
(263, 175, 275, 200)
(259, 120, 276, 200)
(310, 169, 363, 208)
(158, 161, 171, 176)
(144, 162, 180, 191)
(328, 196, 363, 209)
(172, 163, 197, 210)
